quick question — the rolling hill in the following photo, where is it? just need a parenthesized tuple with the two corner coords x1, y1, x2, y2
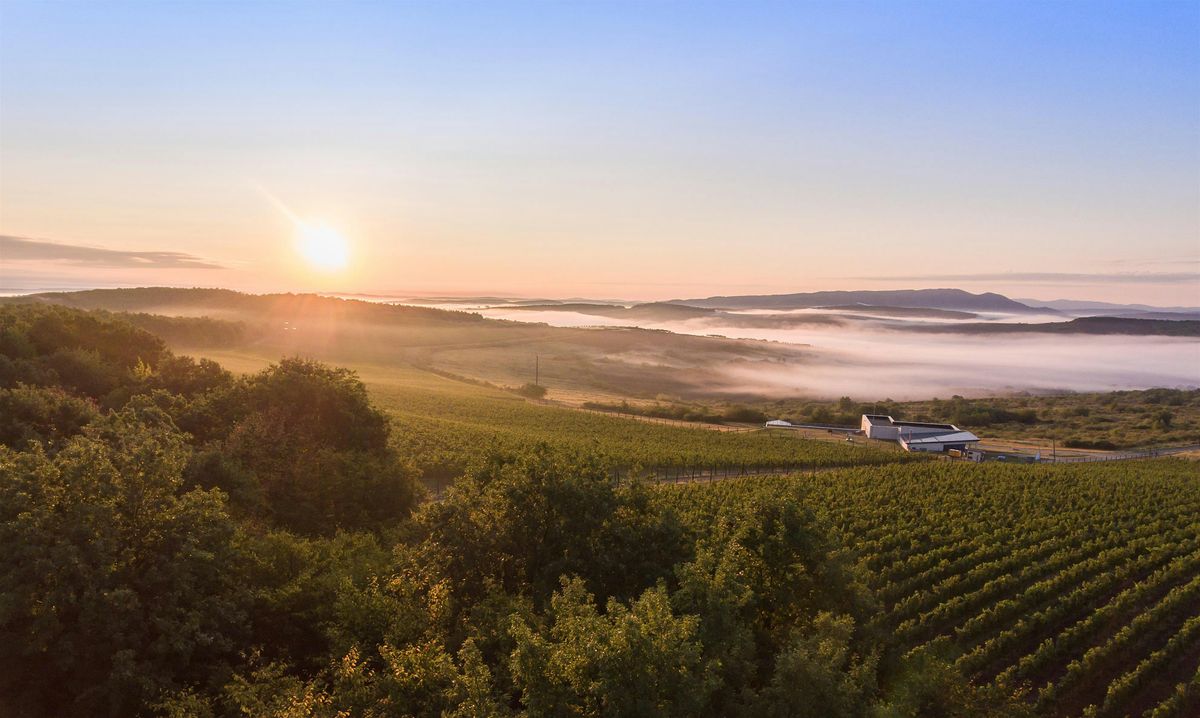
(680, 288, 1045, 312)
(0, 287, 814, 403)
(904, 316, 1200, 337)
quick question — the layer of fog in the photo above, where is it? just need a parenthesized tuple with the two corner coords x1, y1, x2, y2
(731, 307, 1070, 324)
(465, 305, 1200, 399)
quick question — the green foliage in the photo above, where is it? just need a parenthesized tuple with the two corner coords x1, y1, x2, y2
(509, 577, 717, 717)
(0, 384, 98, 449)
(120, 312, 247, 347)
(874, 652, 1034, 718)
(0, 405, 247, 717)
(665, 478, 875, 645)
(228, 358, 390, 452)
(186, 357, 421, 534)
(413, 449, 688, 609)
(514, 383, 547, 399)
(945, 401, 1039, 428)
(42, 346, 125, 398)
(0, 303, 241, 411)
(0, 303, 169, 402)
(151, 354, 234, 397)
(1063, 438, 1118, 450)
(721, 405, 768, 424)
(811, 405, 835, 423)
(232, 529, 395, 671)
(749, 613, 878, 718)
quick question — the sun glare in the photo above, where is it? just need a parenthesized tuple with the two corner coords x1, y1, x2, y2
(295, 222, 349, 272)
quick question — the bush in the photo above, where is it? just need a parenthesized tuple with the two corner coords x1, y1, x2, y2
(514, 383, 547, 399)
(413, 448, 686, 610)
(1063, 437, 1118, 450)
(722, 406, 767, 424)
(216, 358, 421, 534)
(0, 384, 98, 449)
(0, 406, 248, 716)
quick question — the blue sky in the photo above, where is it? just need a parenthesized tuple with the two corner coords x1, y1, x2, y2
(1, 0, 1197, 303)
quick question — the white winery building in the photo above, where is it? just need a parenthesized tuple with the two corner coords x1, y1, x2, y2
(860, 415, 980, 453)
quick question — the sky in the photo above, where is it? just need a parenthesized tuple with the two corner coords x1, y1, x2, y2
(1, 0, 1198, 305)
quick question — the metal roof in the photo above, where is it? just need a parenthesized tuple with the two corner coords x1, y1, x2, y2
(901, 431, 980, 445)
(863, 414, 956, 430)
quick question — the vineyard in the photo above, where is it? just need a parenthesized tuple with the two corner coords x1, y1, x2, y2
(185, 349, 922, 487)
(660, 459, 1200, 717)
(344, 361, 919, 479)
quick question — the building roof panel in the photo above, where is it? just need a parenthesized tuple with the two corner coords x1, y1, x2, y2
(901, 431, 980, 445)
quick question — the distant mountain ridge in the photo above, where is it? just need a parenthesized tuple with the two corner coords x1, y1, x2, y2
(508, 302, 717, 321)
(1020, 298, 1200, 313)
(678, 288, 1044, 313)
(906, 316, 1200, 337)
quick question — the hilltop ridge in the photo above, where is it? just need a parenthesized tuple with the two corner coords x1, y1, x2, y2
(679, 288, 1044, 312)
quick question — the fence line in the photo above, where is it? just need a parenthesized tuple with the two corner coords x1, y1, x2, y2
(1048, 444, 1200, 464)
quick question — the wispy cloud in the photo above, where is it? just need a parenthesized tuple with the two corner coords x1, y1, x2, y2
(849, 271, 1199, 285)
(1097, 256, 1200, 268)
(0, 235, 223, 269)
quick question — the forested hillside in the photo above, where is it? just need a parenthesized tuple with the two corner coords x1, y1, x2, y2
(1, 305, 1197, 717)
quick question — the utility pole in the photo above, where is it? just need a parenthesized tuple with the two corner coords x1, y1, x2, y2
(535, 354, 540, 386)
(1052, 438, 1057, 463)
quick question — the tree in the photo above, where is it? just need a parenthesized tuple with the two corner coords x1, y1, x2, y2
(515, 383, 547, 399)
(151, 355, 234, 398)
(671, 541, 759, 712)
(509, 577, 717, 717)
(0, 304, 171, 403)
(748, 613, 878, 718)
(872, 651, 1034, 718)
(0, 384, 97, 450)
(210, 358, 420, 534)
(414, 447, 685, 610)
(0, 404, 247, 717)
(811, 406, 835, 424)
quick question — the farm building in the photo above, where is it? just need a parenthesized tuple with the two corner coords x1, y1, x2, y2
(860, 414, 980, 453)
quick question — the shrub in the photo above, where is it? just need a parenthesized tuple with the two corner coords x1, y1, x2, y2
(514, 383, 547, 399)
(722, 406, 767, 424)
(1063, 438, 1118, 450)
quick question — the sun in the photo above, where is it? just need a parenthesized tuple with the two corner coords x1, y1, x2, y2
(295, 222, 349, 272)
